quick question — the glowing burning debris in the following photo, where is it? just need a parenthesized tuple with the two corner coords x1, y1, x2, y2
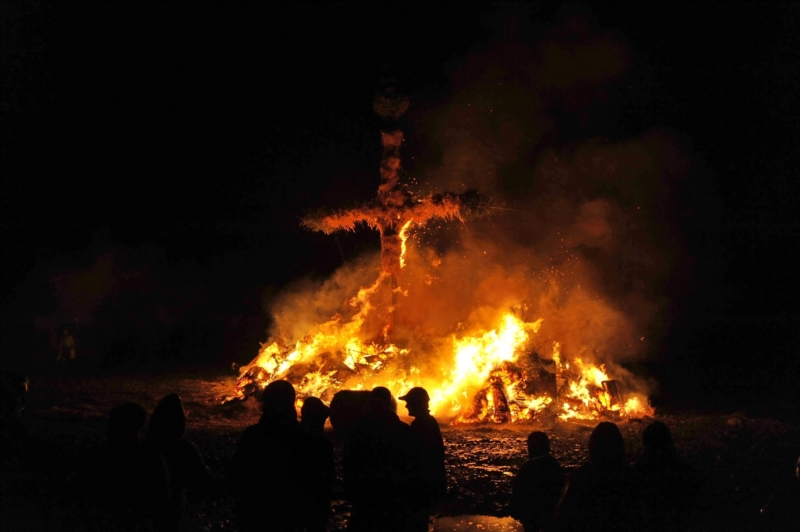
(230, 308, 652, 423)
(555, 356, 652, 421)
(432, 314, 541, 420)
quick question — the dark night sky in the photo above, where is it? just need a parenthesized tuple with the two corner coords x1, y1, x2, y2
(1, 1, 798, 404)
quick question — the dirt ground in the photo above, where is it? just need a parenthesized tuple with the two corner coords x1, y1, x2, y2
(2, 369, 799, 531)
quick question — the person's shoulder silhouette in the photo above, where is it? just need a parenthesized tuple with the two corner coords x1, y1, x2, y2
(344, 386, 413, 532)
(147, 393, 210, 530)
(299, 396, 335, 532)
(552, 422, 639, 532)
(399, 386, 446, 530)
(231, 380, 317, 532)
(98, 402, 169, 528)
(511, 431, 565, 532)
(634, 421, 700, 532)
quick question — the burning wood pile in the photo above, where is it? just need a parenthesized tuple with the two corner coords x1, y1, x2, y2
(228, 309, 650, 423)
(225, 88, 652, 424)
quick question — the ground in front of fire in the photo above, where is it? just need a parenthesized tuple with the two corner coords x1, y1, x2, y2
(6, 370, 798, 531)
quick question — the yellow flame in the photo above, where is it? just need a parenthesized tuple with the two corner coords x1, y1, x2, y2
(398, 220, 413, 269)
(429, 314, 541, 419)
(234, 292, 652, 423)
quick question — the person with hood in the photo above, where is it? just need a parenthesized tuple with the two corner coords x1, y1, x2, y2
(399, 386, 446, 531)
(343, 386, 414, 532)
(230, 380, 317, 532)
(299, 397, 335, 532)
(510, 431, 566, 532)
(97, 402, 169, 529)
(56, 327, 76, 362)
(551, 422, 640, 532)
(146, 393, 211, 531)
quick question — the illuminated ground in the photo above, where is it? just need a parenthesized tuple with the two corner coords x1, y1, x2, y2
(4, 370, 798, 531)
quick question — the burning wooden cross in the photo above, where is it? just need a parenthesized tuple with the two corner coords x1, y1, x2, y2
(302, 91, 488, 278)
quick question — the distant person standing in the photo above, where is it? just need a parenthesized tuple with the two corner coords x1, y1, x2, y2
(0, 370, 29, 425)
(399, 386, 446, 531)
(510, 431, 566, 532)
(57, 328, 76, 362)
(1, 370, 31, 471)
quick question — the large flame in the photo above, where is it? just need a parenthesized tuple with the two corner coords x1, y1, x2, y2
(230, 288, 652, 423)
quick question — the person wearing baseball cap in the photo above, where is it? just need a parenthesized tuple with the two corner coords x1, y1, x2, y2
(399, 387, 446, 531)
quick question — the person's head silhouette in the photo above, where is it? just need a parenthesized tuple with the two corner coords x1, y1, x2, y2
(301, 396, 330, 432)
(369, 386, 394, 414)
(148, 393, 186, 446)
(642, 421, 675, 460)
(261, 380, 297, 423)
(588, 422, 626, 466)
(399, 387, 430, 417)
(527, 431, 551, 459)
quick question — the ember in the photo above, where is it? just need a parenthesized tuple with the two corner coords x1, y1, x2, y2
(227, 90, 653, 424)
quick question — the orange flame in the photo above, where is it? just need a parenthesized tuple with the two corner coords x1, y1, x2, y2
(232, 305, 652, 423)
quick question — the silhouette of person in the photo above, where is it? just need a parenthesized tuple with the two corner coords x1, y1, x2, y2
(399, 386, 446, 531)
(551, 421, 640, 532)
(758, 456, 800, 532)
(300, 397, 336, 532)
(146, 393, 211, 531)
(0, 370, 28, 427)
(633, 421, 700, 531)
(301, 396, 330, 439)
(510, 431, 566, 532)
(230, 380, 317, 532)
(97, 403, 170, 529)
(1, 370, 31, 490)
(57, 328, 76, 362)
(0, 371, 55, 531)
(343, 386, 414, 532)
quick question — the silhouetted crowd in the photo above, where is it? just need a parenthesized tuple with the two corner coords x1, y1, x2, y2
(510, 421, 702, 532)
(2, 372, 799, 531)
(85, 392, 218, 531)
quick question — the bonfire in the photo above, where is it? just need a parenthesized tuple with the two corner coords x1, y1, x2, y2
(226, 88, 652, 424)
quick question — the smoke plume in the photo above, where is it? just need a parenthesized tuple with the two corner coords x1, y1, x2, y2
(262, 5, 691, 399)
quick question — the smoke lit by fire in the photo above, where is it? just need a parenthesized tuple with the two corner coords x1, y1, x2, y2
(229, 240, 653, 423)
(225, 7, 693, 424)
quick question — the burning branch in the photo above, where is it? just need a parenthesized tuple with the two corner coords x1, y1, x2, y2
(301, 90, 490, 277)
(301, 192, 489, 236)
